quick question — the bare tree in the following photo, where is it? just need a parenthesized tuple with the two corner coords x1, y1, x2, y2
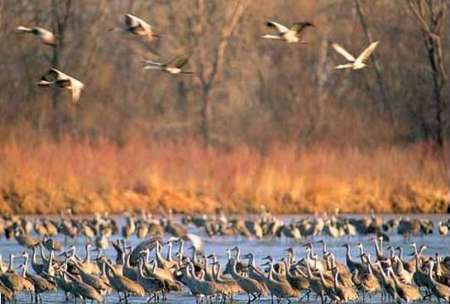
(354, 0, 394, 126)
(407, 0, 448, 148)
(194, 0, 251, 146)
(407, 0, 449, 191)
(50, 0, 73, 138)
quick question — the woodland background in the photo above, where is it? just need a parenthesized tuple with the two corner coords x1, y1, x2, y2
(0, 0, 449, 214)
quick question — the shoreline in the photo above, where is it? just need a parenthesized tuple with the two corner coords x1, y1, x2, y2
(1, 187, 448, 215)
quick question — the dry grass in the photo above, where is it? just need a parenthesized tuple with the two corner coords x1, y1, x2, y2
(0, 136, 448, 214)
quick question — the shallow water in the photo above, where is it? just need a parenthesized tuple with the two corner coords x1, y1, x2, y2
(2, 214, 449, 303)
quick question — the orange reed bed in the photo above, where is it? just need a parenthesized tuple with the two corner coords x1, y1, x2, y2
(0, 137, 448, 214)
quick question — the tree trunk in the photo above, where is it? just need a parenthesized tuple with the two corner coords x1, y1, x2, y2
(200, 88, 211, 145)
(354, 0, 395, 126)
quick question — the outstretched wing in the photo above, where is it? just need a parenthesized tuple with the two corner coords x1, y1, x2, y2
(71, 87, 82, 103)
(125, 14, 139, 27)
(16, 26, 32, 33)
(332, 43, 356, 62)
(143, 59, 163, 66)
(266, 20, 289, 33)
(355, 41, 379, 64)
(41, 68, 64, 81)
(185, 233, 203, 252)
(70, 80, 84, 103)
(290, 22, 314, 35)
(126, 14, 151, 33)
(335, 63, 354, 70)
(130, 237, 161, 266)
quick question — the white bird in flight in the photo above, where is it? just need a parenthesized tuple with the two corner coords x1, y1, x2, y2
(332, 41, 379, 70)
(262, 20, 314, 43)
(37, 68, 84, 103)
(16, 26, 56, 46)
(115, 14, 159, 41)
(143, 56, 192, 75)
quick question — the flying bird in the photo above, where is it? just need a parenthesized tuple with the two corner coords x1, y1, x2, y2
(114, 14, 159, 41)
(332, 41, 379, 70)
(16, 26, 56, 46)
(143, 56, 192, 75)
(37, 68, 84, 103)
(262, 20, 314, 43)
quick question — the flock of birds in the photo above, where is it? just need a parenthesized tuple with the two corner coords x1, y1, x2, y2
(15, 13, 380, 104)
(7, 10, 449, 304)
(0, 211, 448, 303)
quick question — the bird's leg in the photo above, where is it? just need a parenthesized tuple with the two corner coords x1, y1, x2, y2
(299, 290, 310, 302)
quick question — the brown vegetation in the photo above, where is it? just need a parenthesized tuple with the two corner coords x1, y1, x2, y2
(0, 1, 449, 214)
(0, 137, 448, 214)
